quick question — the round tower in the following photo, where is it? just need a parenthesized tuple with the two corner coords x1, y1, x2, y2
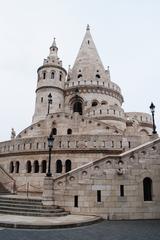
(64, 25, 125, 130)
(32, 38, 67, 124)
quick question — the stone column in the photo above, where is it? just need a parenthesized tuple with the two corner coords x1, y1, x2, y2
(42, 176, 55, 206)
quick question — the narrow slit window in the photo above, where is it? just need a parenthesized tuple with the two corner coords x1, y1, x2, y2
(74, 195, 78, 207)
(120, 185, 124, 197)
(97, 190, 101, 202)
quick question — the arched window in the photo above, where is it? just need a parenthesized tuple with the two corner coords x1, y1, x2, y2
(10, 161, 14, 173)
(51, 71, 55, 79)
(56, 160, 62, 173)
(77, 74, 82, 79)
(26, 161, 32, 173)
(73, 102, 82, 115)
(15, 161, 20, 173)
(43, 71, 46, 79)
(65, 159, 72, 173)
(41, 160, 47, 173)
(143, 177, 152, 201)
(67, 128, 72, 135)
(59, 72, 62, 81)
(33, 160, 39, 173)
(52, 128, 57, 135)
(92, 101, 98, 107)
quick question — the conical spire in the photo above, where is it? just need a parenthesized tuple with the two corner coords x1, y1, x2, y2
(49, 37, 58, 57)
(70, 25, 108, 82)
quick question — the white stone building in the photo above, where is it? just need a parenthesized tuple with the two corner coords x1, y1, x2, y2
(0, 25, 160, 220)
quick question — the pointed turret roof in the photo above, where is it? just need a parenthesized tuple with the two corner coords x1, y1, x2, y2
(71, 25, 108, 82)
(43, 37, 62, 66)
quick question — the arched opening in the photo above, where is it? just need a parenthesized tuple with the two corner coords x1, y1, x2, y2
(96, 74, 100, 78)
(52, 128, 57, 135)
(59, 72, 62, 81)
(65, 159, 72, 173)
(15, 161, 20, 173)
(67, 128, 72, 135)
(26, 161, 32, 173)
(73, 102, 82, 115)
(51, 71, 55, 79)
(10, 161, 14, 173)
(33, 160, 39, 173)
(43, 71, 46, 79)
(92, 101, 98, 107)
(143, 177, 152, 201)
(77, 74, 82, 79)
(41, 160, 47, 173)
(56, 160, 62, 173)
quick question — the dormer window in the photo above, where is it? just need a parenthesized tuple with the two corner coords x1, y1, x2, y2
(78, 74, 82, 79)
(51, 71, 55, 79)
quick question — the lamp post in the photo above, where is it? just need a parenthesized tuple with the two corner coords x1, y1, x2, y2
(48, 93, 52, 115)
(46, 134, 54, 177)
(150, 102, 157, 134)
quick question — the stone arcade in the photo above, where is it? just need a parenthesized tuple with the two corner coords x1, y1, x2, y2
(0, 25, 160, 220)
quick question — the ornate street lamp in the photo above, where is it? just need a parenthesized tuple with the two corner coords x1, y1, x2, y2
(46, 134, 54, 177)
(150, 102, 157, 134)
(48, 93, 52, 114)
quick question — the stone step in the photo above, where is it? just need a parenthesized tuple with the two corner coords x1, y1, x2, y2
(0, 205, 65, 213)
(0, 209, 69, 217)
(0, 202, 59, 209)
(0, 196, 41, 203)
(0, 196, 69, 217)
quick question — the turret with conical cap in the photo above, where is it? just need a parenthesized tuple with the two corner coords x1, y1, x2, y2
(32, 38, 67, 124)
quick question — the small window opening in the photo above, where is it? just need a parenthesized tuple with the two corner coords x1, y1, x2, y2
(77, 74, 82, 79)
(92, 101, 98, 107)
(34, 160, 39, 173)
(128, 141, 131, 149)
(88, 40, 90, 44)
(56, 160, 62, 173)
(15, 161, 19, 173)
(41, 160, 47, 173)
(43, 72, 46, 79)
(120, 185, 124, 197)
(51, 71, 54, 79)
(67, 129, 72, 135)
(96, 74, 100, 78)
(74, 195, 78, 207)
(10, 161, 14, 173)
(41, 97, 43, 103)
(26, 161, 32, 173)
(143, 177, 152, 201)
(59, 73, 62, 81)
(65, 159, 72, 172)
(52, 128, 57, 135)
(97, 190, 101, 202)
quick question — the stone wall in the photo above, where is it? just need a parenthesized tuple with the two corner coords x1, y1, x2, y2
(53, 138, 160, 220)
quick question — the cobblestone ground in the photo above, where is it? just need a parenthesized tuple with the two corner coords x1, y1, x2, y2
(0, 220, 160, 240)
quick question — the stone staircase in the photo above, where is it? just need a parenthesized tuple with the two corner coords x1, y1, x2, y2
(0, 196, 69, 217)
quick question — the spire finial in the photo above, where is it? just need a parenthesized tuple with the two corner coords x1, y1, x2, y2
(51, 37, 57, 47)
(86, 24, 90, 31)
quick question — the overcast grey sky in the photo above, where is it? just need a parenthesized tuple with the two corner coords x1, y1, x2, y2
(0, 0, 160, 141)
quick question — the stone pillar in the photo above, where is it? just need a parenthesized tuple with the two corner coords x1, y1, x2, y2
(42, 176, 55, 206)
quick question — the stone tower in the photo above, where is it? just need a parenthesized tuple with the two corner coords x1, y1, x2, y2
(32, 38, 67, 124)
(65, 25, 125, 130)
